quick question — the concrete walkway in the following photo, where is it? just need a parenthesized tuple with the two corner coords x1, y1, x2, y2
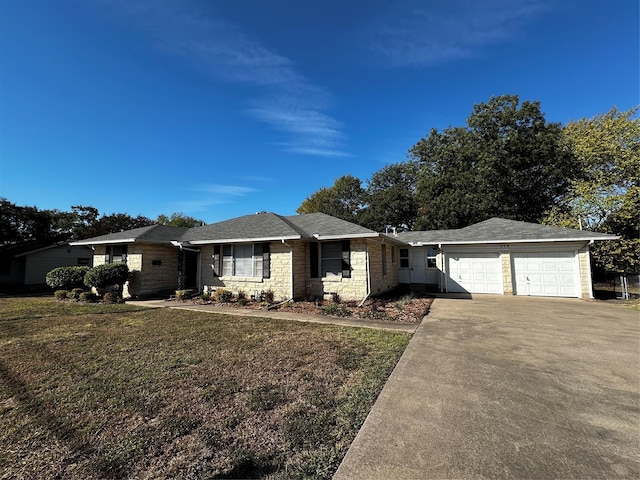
(334, 295, 640, 479)
(126, 299, 418, 333)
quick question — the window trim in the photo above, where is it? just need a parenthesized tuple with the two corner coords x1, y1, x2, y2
(310, 240, 351, 279)
(213, 242, 270, 279)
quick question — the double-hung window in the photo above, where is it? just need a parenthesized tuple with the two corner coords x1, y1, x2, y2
(214, 243, 270, 278)
(107, 245, 127, 264)
(310, 240, 351, 279)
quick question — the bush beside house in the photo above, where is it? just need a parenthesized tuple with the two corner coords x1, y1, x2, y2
(45, 264, 129, 302)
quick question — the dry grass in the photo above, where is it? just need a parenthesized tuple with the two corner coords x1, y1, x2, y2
(0, 297, 410, 479)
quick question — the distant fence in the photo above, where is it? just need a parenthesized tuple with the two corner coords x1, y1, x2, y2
(592, 271, 640, 300)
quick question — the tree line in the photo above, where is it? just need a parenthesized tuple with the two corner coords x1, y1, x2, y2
(0, 201, 204, 247)
(297, 95, 639, 273)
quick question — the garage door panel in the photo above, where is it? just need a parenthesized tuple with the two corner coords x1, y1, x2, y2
(513, 251, 579, 298)
(447, 253, 502, 294)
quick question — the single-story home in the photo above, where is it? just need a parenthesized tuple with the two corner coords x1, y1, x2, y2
(71, 213, 617, 301)
(1, 242, 94, 287)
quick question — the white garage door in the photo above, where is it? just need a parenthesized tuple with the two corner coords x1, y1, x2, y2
(512, 251, 579, 297)
(447, 253, 502, 294)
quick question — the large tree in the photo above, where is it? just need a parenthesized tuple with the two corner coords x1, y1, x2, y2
(297, 175, 367, 224)
(411, 95, 577, 229)
(360, 162, 418, 232)
(157, 212, 204, 228)
(544, 106, 640, 273)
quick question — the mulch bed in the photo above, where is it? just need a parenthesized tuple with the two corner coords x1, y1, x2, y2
(188, 295, 433, 323)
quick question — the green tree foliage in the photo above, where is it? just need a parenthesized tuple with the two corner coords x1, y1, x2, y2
(360, 162, 418, 232)
(297, 175, 367, 224)
(410, 95, 577, 229)
(92, 213, 154, 237)
(0, 199, 56, 246)
(157, 212, 205, 228)
(545, 106, 640, 273)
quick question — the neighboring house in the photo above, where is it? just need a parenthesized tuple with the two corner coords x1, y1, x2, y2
(397, 218, 617, 299)
(0, 243, 94, 287)
(71, 213, 617, 301)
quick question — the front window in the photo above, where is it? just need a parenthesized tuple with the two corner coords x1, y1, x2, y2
(400, 248, 409, 268)
(427, 247, 437, 268)
(382, 244, 387, 275)
(107, 245, 127, 264)
(321, 241, 343, 278)
(310, 240, 351, 279)
(220, 243, 268, 278)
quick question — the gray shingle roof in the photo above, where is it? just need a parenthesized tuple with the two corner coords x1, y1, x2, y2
(70, 225, 189, 245)
(182, 212, 303, 243)
(284, 212, 379, 239)
(396, 217, 618, 245)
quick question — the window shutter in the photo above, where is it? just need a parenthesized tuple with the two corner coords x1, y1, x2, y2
(341, 240, 351, 278)
(212, 245, 221, 276)
(262, 242, 270, 279)
(310, 243, 319, 278)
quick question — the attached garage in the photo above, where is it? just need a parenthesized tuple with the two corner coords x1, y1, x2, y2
(446, 252, 502, 294)
(512, 251, 579, 298)
(397, 217, 618, 299)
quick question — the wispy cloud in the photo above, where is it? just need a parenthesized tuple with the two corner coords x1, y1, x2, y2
(193, 184, 257, 196)
(367, 0, 548, 67)
(102, 0, 347, 156)
(164, 183, 258, 215)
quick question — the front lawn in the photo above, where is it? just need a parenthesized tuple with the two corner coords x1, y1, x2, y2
(0, 297, 410, 479)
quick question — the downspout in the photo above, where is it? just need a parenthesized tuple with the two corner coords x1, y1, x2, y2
(282, 239, 294, 302)
(359, 243, 372, 307)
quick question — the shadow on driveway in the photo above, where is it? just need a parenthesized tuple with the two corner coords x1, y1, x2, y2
(335, 295, 640, 479)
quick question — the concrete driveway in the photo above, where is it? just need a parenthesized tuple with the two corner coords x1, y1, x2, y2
(334, 295, 640, 479)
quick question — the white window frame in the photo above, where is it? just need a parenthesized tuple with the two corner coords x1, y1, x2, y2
(321, 241, 343, 279)
(221, 244, 264, 278)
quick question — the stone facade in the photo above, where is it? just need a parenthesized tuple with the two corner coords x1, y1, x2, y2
(200, 242, 294, 302)
(93, 244, 180, 298)
(198, 238, 399, 303)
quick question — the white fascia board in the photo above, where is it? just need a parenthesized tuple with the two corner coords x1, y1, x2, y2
(312, 233, 379, 240)
(69, 239, 136, 246)
(442, 237, 618, 244)
(189, 235, 301, 245)
(407, 236, 618, 246)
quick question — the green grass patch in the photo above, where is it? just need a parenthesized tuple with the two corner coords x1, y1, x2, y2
(0, 297, 410, 479)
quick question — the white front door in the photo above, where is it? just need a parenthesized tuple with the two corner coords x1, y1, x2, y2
(410, 248, 426, 283)
(446, 252, 502, 294)
(512, 251, 579, 297)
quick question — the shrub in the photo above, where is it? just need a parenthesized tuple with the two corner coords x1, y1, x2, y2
(84, 263, 129, 289)
(237, 290, 247, 301)
(200, 292, 211, 301)
(213, 289, 233, 303)
(46, 266, 91, 290)
(54, 289, 69, 300)
(69, 288, 85, 300)
(79, 291, 97, 302)
(175, 290, 189, 301)
(262, 289, 274, 304)
(102, 292, 121, 304)
(330, 292, 341, 303)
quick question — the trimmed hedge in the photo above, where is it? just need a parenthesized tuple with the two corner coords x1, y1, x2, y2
(45, 266, 91, 290)
(84, 263, 129, 289)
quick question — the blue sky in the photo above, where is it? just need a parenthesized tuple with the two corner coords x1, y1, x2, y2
(1, 0, 637, 224)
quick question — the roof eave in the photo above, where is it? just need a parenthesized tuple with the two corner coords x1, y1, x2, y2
(188, 235, 302, 245)
(70, 238, 138, 246)
(312, 233, 379, 240)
